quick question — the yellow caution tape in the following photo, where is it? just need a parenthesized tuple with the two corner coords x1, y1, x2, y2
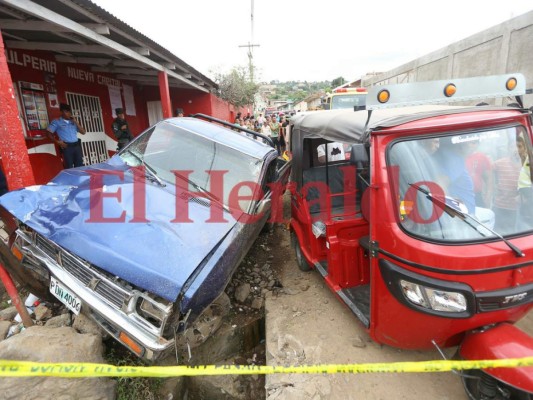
(0, 357, 532, 378)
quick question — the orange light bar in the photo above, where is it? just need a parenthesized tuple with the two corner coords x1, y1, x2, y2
(356, 88, 367, 92)
(334, 88, 347, 93)
(444, 83, 456, 97)
(377, 89, 390, 104)
(506, 77, 517, 91)
(119, 332, 144, 356)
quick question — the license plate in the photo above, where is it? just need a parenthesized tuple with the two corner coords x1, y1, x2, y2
(49, 277, 82, 315)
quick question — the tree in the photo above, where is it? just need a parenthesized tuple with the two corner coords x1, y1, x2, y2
(331, 76, 345, 88)
(212, 66, 259, 108)
(291, 90, 308, 104)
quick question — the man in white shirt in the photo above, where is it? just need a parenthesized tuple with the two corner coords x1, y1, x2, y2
(256, 113, 265, 128)
(317, 142, 345, 163)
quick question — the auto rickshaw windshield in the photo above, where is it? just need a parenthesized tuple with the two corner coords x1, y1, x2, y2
(388, 125, 533, 241)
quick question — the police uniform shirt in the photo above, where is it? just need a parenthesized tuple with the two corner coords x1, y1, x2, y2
(48, 117, 79, 143)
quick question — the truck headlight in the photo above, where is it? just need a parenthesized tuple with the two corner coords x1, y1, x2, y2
(130, 292, 173, 333)
(400, 280, 467, 313)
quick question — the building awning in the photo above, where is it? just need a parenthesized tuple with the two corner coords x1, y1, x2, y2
(0, 0, 217, 92)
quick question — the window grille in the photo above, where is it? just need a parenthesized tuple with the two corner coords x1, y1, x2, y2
(66, 92, 108, 165)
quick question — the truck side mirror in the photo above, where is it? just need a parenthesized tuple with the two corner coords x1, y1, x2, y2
(349, 143, 369, 169)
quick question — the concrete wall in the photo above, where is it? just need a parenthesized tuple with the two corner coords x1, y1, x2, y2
(362, 11, 533, 106)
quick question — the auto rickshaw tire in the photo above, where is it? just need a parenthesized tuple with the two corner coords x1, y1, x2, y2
(460, 365, 532, 400)
(292, 232, 312, 272)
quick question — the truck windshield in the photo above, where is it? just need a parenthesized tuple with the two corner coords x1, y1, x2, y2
(388, 126, 533, 241)
(331, 94, 367, 110)
(120, 121, 263, 211)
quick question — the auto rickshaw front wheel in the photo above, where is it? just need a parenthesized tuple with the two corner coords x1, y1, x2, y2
(291, 231, 311, 272)
(461, 368, 532, 400)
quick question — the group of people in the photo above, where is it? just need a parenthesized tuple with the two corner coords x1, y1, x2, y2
(418, 131, 533, 232)
(47, 103, 290, 171)
(233, 111, 289, 154)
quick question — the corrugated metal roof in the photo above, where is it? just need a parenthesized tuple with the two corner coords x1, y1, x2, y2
(69, 0, 216, 87)
(0, 0, 217, 90)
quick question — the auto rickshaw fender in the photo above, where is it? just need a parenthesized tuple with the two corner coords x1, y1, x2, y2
(290, 218, 308, 248)
(459, 322, 533, 393)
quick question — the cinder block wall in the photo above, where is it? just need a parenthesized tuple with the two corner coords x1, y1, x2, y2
(363, 11, 533, 107)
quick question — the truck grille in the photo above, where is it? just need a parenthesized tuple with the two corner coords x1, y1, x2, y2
(35, 235, 58, 259)
(60, 252, 92, 285)
(34, 234, 132, 309)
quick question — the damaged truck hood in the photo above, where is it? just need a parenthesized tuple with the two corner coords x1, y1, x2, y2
(0, 157, 237, 302)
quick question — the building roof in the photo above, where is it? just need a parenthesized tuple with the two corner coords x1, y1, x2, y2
(0, 0, 217, 91)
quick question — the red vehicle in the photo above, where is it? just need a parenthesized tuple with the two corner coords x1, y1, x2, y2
(289, 74, 533, 399)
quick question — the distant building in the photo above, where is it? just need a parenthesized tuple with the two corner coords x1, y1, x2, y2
(336, 73, 382, 90)
(293, 92, 323, 112)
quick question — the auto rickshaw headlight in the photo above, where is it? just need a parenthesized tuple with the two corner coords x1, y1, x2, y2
(400, 280, 467, 313)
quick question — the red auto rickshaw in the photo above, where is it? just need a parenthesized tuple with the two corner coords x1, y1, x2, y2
(289, 74, 533, 399)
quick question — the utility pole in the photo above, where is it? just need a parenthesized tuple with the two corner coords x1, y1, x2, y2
(239, 0, 259, 82)
(239, 43, 260, 82)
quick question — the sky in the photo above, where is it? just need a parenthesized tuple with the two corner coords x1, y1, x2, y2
(91, 0, 533, 83)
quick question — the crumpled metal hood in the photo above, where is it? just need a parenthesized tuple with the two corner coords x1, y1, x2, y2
(0, 156, 237, 302)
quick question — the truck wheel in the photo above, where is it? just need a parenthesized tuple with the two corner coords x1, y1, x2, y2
(177, 292, 231, 350)
(292, 232, 311, 272)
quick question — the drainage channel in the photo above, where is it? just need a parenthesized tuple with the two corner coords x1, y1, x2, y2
(151, 227, 281, 400)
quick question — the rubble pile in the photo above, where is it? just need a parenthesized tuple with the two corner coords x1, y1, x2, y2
(225, 230, 282, 313)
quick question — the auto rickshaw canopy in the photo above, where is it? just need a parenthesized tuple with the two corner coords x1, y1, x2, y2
(288, 105, 526, 187)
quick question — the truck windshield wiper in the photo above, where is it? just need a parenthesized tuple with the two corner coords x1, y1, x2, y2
(174, 173, 231, 214)
(126, 150, 166, 187)
(408, 183, 524, 258)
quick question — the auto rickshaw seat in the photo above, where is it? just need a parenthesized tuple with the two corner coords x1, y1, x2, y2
(303, 165, 346, 215)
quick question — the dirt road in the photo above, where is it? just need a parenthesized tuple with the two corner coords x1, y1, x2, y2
(263, 224, 533, 400)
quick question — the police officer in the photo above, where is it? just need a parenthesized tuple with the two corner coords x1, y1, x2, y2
(111, 108, 134, 151)
(46, 103, 86, 169)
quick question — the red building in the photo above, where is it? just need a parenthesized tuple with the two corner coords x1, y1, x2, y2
(0, 0, 247, 188)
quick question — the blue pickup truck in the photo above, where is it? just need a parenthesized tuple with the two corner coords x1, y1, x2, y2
(0, 115, 290, 361)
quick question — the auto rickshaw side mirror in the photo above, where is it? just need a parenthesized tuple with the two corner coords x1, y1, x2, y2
(350, 143, 369, 169)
